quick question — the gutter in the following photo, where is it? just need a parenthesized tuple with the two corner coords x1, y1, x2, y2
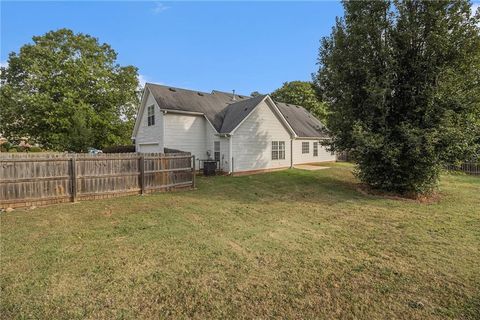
(216, 132, 232, 138)
(294, 136, 331, 140)
(161, 109, 204, 116)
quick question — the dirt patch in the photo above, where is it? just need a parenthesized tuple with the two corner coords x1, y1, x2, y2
(294, 165, 330, 171)
(355, 184, 441, 203)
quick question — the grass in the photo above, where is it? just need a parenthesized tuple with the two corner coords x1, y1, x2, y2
(1, 163, 479, 319)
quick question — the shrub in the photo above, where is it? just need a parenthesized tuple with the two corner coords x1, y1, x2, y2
(316, 1, 480, 196)
(29, 146, 43, 152)
(8, 148, 17, 153)
(1, 142, 12, 152)
(102, 145, 136, 153)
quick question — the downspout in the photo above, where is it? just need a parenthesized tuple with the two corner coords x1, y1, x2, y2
(290, 138, 293, 168)
(229, 135, 233, 174)
(162, 110, 167, 152)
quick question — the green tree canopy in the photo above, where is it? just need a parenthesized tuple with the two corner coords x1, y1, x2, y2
(270, 81, 328, 122)
(0, 28, 140, 152)
(316, 0, 480, 195)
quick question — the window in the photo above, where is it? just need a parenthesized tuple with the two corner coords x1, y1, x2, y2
(313, 142, 318, 157)
(302, 142, 309, 154)
(147, 105, 155, 126)
(279, 141, 285, 160)
(272, 141, 285, 160)
(214, 141, 220, 161)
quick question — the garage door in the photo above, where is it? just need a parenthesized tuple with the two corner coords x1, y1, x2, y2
(138, 143, 161, 153)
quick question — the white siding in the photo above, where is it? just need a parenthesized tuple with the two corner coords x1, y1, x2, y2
(204, 122, 230, 172)
(137, 143, 160, 153)
(163, 113, 207, 160)
(135, 90, 164, 153)
(219, 136, 230, 172)
(292, 139, 335, 164)
(232, 100, 292, 172)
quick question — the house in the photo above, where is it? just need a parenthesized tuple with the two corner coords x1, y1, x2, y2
(132, 83, 335, 174)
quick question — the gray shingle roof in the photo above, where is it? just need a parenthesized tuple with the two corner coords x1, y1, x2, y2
(219, 95, 267, 133)
(211, 90, 251, 100)
(145, 83, 328, 138)
(146, 83, 231, 131)
(275, 102, 328, 138)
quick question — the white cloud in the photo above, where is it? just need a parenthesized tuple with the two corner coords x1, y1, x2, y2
(138, 74, 163, 88)
(472, 3, 480, 26)
(138, 74, 148, 87)
(152, 2, 169, 15)
(472, 3, 480, 15)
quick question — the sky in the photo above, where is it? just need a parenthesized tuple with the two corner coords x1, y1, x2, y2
(0, 1, 344, 94)
(1, 1, 479, 95)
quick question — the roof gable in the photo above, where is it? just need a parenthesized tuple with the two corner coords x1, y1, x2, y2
(219, 95, 267, 133)
(135, 83, 328, 138)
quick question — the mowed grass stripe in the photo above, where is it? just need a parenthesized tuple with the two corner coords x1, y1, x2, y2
(1, 163, 479, 319)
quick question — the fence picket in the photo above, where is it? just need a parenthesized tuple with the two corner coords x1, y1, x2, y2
(0, 152, 193, 209)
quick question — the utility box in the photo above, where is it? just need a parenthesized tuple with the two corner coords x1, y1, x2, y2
(203, 161, 217, 176)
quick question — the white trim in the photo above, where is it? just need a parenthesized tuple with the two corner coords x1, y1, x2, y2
(204, 116, 219, 134)
(294, 137, 330, 140)
(229, 96, 266, 135)
(230, 95, 296, 137)
(264, 96, 297, 138)
(162, 111, 166, 148)
(138, 142, 160, 145)
(229, 136, 233, 174)
(131, 86, 149, 139)
(163, 109, 204, 116)
(162, 109, 219, 134)
(290, 139, 293, 168)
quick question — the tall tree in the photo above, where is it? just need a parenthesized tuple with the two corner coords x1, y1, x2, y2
(270, 81, 328, 122)
(0, 29, 139, 151)
(316, 0, 480, 195)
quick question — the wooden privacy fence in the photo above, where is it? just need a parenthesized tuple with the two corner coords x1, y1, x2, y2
(0, 153, 195, 209)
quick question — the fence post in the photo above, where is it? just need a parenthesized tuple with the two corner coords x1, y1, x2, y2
(192, 155, 196, 189)
(139, 155, 145, 194)
(71, 156, 77, 202)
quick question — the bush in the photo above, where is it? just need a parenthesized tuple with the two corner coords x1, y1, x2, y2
(102, 145, 136, 153)
(15, 146, 27, 152)
(8, 148, 17, 153)
(1, 141, 12, 152)
(29, 146, 43, 152)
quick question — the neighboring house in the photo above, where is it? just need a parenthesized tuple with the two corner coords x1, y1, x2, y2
(132, 83, 335, 174)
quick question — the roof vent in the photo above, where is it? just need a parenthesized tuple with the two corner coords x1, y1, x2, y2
(244, 107, 248, 111)
(197, 92, 204, 96)
(169, 88, 176, 92)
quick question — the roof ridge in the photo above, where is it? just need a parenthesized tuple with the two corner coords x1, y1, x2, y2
(146, 82, 212, 97)
(211, 89, 251, 99)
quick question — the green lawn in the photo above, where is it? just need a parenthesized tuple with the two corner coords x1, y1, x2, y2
(1, 163, 479, 319)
